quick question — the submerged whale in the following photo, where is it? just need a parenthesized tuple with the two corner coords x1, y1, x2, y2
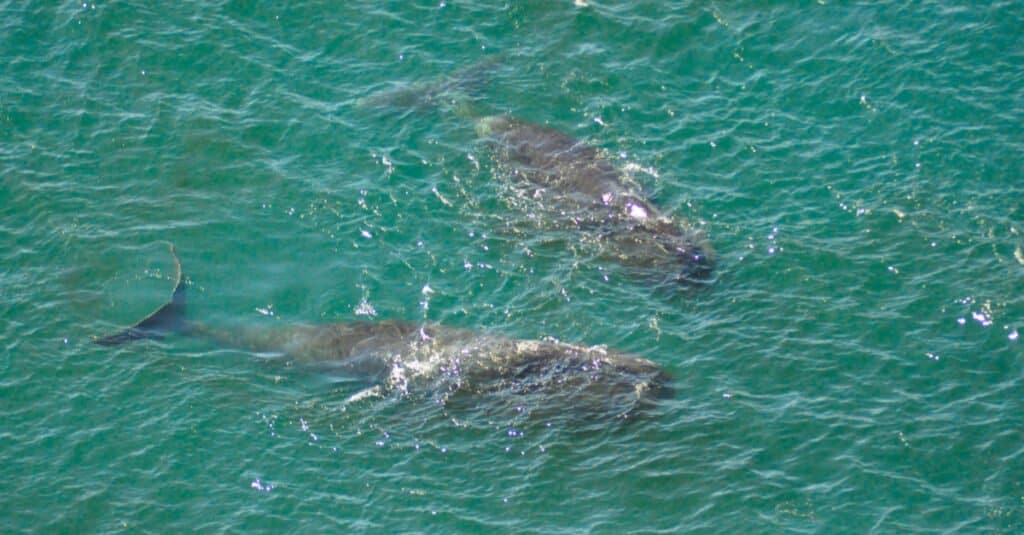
(96, 245, 672, 421)
(475, 115, 715, 285)
(359, 68, 716, 285)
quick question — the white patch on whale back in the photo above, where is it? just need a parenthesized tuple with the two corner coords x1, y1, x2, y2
(385, 334, 459, 396)
(514, 339, 544, 355)
(627, 203, 648, 220)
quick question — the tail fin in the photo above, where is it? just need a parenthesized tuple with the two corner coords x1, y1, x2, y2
(95, 244, 186, 346)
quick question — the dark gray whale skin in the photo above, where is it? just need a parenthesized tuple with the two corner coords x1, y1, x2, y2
(96, 246, 672, 420)
(359, 70, 715, 285)
(476, 115, 715, 284)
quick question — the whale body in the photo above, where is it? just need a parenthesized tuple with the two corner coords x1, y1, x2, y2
(359, 67, 716, 286)
(476, 115, 714, 285)
(96, 246, 672, 421)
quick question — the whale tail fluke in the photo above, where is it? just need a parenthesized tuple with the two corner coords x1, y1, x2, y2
(94, 244, 187, 346)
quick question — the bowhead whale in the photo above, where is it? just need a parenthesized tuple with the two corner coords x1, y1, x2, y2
(96, 245, 672, 421)
(476, 115, 715, 285)
(358, 70, 716, 285)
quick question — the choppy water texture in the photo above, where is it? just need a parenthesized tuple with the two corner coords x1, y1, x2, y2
(2, 1, 1023, 532)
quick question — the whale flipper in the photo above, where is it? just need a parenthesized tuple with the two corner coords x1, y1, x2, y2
(94, 244, 187, 346)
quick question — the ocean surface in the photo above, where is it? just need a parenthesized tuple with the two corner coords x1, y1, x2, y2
(2, 1, 1023, 532)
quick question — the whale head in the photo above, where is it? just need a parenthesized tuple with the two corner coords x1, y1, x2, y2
(675, 237, 716, 284)
(642, 222, 716, 285)
(599, 221, 716, 287)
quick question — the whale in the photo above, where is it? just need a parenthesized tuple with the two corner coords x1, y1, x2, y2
(96, 245, 672, 421)
(475, 115, 715, 285)
(359, 69, 715, 286)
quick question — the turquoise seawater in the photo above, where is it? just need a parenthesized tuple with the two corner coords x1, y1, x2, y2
(3, 1, 1023, 532)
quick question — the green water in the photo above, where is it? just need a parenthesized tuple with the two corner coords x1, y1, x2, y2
(3, 1, 1023, 532)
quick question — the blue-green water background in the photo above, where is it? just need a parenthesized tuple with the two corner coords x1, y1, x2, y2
(3, 1, 1023, 532)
